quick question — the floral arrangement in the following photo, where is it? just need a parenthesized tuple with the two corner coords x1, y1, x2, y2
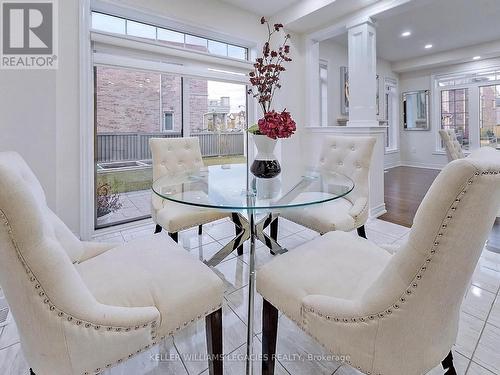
(247, 17, 296, 139)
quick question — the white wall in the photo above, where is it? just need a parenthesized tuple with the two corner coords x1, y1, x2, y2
(399, 57, 500, 169)
(0, 0, 305, 236)
(318, 39, 401, 169)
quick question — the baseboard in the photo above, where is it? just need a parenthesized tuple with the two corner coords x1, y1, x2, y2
(399, 161, 444, 170)
(384, 161, 402, 170)
(370, 203, 387, 218)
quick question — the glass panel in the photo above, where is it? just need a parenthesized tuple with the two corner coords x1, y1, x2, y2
(126, 20, 156, 39)
(91, 13, 126, 34)
(185, 35, 208, 52)
(94, 66, 182, 228)
(163, 113, 174, 131)
(480, 85, 500, 149)
(228, 45, 247, 60)
(187, 78, 246, 163)
(157, 28, 184, 47)
(440, 88, 470, 150)
(91, 12, 248, 60)
(208, 40, 228, 56)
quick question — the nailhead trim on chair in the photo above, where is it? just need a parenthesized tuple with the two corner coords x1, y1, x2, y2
(0, 209, 159, 334)
(300, 169, 500, 375)
(87, 303, 223, 375)
(282, 196, 369, 235)
(0, 209, 223, 375)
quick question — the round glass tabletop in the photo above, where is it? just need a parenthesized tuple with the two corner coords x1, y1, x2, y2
(152, 163, 354, 211)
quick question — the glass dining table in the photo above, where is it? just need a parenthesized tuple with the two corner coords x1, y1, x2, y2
(152, 163, 354, 374)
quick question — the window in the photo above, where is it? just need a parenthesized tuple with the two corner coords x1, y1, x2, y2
(480, 85, 500, 149)
(94, 66, 247, 229)
(91, 13, 125, 34)
(319, 60, 328, 127)
(434, 67, 500, 152)
(163, 112, 174, 132)
(385, 80, 398, 151)
(157, 28, 184, 46)
(91, 12, 248, 60)
(440, 88, 469, 150)
(126, 20, 156, 40)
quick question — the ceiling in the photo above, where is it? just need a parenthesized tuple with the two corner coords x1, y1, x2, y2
(285, 0, 379, 33)
(329, 0, 500, 62)
(218, 0, 301, 17)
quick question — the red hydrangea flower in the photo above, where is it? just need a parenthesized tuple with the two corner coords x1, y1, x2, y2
(258, 110, 296, 139)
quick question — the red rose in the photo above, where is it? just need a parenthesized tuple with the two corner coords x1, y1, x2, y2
(258, 110, 296, 139)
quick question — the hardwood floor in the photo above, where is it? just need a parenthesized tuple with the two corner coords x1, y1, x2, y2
(380, 166, 440, 228)
(380, 166, 500, 253)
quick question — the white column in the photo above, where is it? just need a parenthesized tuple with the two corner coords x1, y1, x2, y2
(346, 18, 378, 127)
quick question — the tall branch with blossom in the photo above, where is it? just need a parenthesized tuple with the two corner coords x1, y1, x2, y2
(247, 17, 296, 139)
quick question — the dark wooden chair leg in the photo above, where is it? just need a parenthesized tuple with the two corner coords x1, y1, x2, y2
(199, 225, 203, 235)
(232, 213, 244, 256)
(154, 224, 162, 234)
(168, 232, 178, 242)
(262, 299, 279, 375)
(236, 223, 243, 256)
(270, 218, 278, 241)
(29, 369, 36, 375)
(442, 351, 457, 375)
(206, 308, 223, 375)
(357, 225, 367, 239)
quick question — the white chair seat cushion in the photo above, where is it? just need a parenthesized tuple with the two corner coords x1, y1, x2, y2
(76, 234, 224, 338)
(155, 198, 229, 233)
(282, 196, 355, 234)
(256, 231, 391, 324)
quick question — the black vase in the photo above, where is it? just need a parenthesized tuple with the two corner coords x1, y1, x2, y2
(250, 135, 281, 179)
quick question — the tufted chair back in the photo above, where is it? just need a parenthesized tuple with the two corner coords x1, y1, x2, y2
(0, 152, 107, 373)
(149, 137, 204, 181)
(149, 137, 205, 219)
(439, 129, 465, 162)
(357, 147, 500, 374)
(318, 136, 376, 217)
(0, 152, 84, 263)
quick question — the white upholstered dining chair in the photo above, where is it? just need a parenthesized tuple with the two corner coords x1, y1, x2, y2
(0, 152, 224, 375)
(270, 136, 376, 239)
(150, 137, 243, 251)
(439, 129, 465, 162)
(257, 147, 500, 375)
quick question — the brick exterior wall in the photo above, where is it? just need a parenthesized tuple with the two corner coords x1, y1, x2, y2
(96, 67, 208, 134)
(189, 78, 208, 133)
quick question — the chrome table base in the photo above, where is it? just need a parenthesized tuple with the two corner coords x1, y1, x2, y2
(204, 211, 287, 374)
(204, 212, 287, 267)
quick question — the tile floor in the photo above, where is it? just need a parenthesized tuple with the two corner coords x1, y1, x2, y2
(96, 190, 151, 227)
(2, 217, 500, 375)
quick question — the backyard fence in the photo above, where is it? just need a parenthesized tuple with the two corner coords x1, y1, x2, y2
(96, 131, 244, 163)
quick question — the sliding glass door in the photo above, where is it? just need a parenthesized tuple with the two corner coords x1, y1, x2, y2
(480, 84, 500, 149)
(94, 66, 247, 228)
(440, 88, 470, 149)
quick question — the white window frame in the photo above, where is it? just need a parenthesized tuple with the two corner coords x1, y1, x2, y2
(80, 0, 257, 239)
(384, 78, 399, 153)
(432, 66, 500, 154)
(162, 111, 175, 132)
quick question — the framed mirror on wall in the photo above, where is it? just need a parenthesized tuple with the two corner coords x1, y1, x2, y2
(403, 90, 430, 130)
